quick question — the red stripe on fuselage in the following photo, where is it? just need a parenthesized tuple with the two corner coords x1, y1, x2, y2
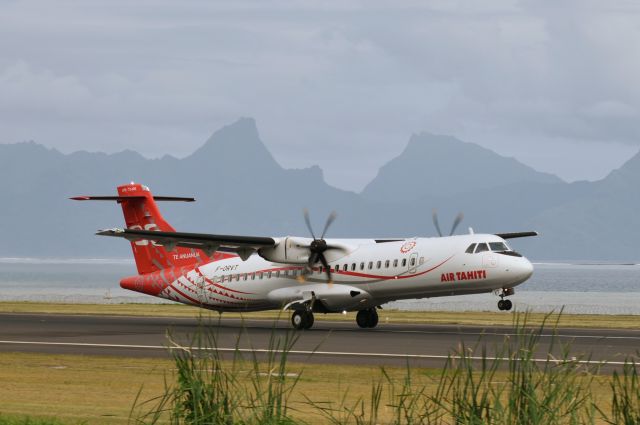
(214, 256, 454, 283)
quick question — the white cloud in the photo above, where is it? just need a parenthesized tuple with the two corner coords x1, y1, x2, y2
(1, 0, 640, 190)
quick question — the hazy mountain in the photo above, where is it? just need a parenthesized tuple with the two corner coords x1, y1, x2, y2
(1, 118, 639, 261)
(362, 133, 562, 202)
(0, 118, 363, 257)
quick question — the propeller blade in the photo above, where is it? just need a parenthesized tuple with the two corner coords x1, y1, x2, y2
(303, 209, 316, 240)
(326, 244, 349, 253)
(320, 211, 337, 239)
(432, 209, 443, 237)
(298, 252, 318, 283)
(449, 212, 464, 236)
(319, 254, 332, 285)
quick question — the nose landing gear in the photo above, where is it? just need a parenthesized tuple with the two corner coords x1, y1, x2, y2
(497, 299, 512, 311)
(497, 288, 514, 311)
(356, 308, 379, 328)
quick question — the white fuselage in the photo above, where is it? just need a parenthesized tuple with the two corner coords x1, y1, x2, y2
(143, 233, 534, 313)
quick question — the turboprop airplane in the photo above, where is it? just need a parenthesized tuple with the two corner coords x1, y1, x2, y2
(73, 182, 537, 330)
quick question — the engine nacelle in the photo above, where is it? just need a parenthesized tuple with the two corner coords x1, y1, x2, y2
(258, 236, 312, 264)
(267, 284, 374, 312)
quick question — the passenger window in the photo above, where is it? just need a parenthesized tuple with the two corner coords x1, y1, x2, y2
(236, 274, 240, 281)
(475, 243, 489, 253)
(275, 271, 280, 278)
(335, 265, 340, 272)
(243, 274, 248, 281)
(402, 258, 407, 267)
(351, 263, 356, 271)
(410, 257, 416, 266)
(393, 259, 398, 267)
(368, 261, 373, 270)
(267, 271, 272, 278)
(343, 264, 348, 271)
(385, 260, 390, 268)
(360, 262, 365, 270)
(465, 244, 477, 254)
(251, 273, 255, 280)
(259, 272, 263, 279)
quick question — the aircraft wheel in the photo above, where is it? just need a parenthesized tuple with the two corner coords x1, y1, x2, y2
(368, 309, 379, 328)
(303, 311, 314, 329)
(497, 300, 505, 311)
(356, 309, 378, 328)
(356, 310, 369, 328)
(292, 310, 313, 330)
(503, 299, 513, 311)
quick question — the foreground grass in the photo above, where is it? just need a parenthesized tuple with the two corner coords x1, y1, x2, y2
(0, 301, 638, 329)
(0, 352, 443, 424)
(1, 313, 638, 424)
(132, 313, 638, 424)
(0, 354, 622, 425)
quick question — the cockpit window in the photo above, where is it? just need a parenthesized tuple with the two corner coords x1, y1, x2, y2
(465, 243, 477, 254)
(489, 242, 509, 252)
(475, 243, 489, 253)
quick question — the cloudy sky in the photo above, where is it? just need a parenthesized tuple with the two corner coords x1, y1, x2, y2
(2, 0, 640, 191)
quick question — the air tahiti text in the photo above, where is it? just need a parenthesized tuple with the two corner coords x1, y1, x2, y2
(441, 270, 487, 282)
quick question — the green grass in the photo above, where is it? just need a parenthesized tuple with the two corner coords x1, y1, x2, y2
(0, 417, 69, 425)
(1, 311, 638, 424)
(131, 312, 639, 424)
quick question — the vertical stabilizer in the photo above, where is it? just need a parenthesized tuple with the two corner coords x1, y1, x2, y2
(74, 183, 209, 274)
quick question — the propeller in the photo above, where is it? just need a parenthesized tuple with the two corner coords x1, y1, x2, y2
(432, 209, 465, 236)
(298, 209, 339, 285)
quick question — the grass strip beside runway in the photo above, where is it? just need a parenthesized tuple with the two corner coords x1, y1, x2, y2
(0, 351, 627, 425)
(0, 351, 443, 424)
(0, 301, 638, 329)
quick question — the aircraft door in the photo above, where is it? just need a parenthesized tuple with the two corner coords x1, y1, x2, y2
(195, 275, 207, 304)
(408, 252, 419, 274)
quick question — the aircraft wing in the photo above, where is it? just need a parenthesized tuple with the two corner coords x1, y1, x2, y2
(96, 228, 276, 260)
(495, 231, 538, 239)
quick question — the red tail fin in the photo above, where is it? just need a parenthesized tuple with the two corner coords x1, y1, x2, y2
(75, 183, 209, 274)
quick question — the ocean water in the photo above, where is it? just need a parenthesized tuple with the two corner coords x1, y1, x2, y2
(0, 259, 639, 314)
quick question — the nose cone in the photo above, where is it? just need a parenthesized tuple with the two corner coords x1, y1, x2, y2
(520, 257, 534, 281)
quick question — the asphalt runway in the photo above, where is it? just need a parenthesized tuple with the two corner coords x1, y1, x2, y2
(0, 313, 638, 370)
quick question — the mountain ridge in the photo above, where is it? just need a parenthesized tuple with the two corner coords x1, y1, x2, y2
(1, 118, 638, 261)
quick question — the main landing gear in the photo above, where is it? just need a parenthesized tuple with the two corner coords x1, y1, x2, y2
(291, 310, 314, 330)
(497, 287, 514, 311)
(291, 307, 380, 330)
(356, 308, 379, 329)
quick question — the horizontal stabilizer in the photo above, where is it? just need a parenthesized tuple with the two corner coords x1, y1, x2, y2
(495, 231, 538, 239)
(71, 196, 195, 202)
